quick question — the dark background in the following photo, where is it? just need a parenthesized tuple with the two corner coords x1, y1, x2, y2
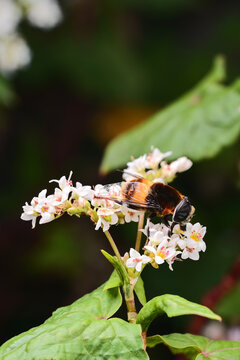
(1, 0, 240, 359)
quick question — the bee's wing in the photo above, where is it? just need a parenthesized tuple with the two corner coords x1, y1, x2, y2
(94, 180, 162, 211)
(121, 180, 162, 211)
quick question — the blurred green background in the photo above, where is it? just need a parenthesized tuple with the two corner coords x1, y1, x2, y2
(1, 0, 240, 359)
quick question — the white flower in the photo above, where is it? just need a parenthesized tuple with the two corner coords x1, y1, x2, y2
(0, 33, 31, 73)
(0, 0, 22, 36)
(145, 147, 172, 169)
(181, 246, 200, 261)
(145, 239, 176, 266)
(72, 182, 94, 201)
(21, 202, 38, 228)
(49, 171, 73, 201)
(120, 206, 142, 223)
(22, 0, 62, 29)
(123, 155, 147, 181)
(20, 189, 59, 228)
(169, 157, 193, 173)
(160, 156, 192, 181)
(148, 230, 169, 247)
(141, 221, 169, 238)
(126, 248, 151, 272)
(185, 222, 206, 252)
(92, 184, 112, 208)
(95, 207, 119, 232)
(34, 190, 58, 224)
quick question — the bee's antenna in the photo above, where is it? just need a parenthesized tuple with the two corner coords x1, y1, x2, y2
(116, 169, 144, 179)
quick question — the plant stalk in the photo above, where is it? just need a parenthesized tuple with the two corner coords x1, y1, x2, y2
(124, 279, 138, 324)
(135, 213, 145, 252)
(104, 230, 122, 264)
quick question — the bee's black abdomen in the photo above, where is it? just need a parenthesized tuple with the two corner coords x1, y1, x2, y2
(149, 183, 182, 212)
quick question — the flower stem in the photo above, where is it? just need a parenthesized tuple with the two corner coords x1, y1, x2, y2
(104, 230, 122, 264)
(135, 213, 145, 252)
(124, 278, 138, 324)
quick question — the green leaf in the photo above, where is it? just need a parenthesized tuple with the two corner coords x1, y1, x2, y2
(0, 284, 148, 360)
(136, 294, 221, 331)
(104, 270, 123, 291)
(134, 276, 147, 306)
(147, 333, 240, 360)
(100, 56, 240, 173)
(101, 249, 130, 286)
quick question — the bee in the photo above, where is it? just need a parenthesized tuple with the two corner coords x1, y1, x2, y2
(94, 176, 195, 231)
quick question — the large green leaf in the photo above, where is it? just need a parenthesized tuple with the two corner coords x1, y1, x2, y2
(101, 56, 240, 173)
(147, 333, 240, 359)
(134, 276, 147, 306)
(103, 270, 123, 291)
(0, 284, 149, 360)
(136, 294, 221, 331)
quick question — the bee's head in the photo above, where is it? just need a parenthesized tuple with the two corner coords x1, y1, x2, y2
(173, 197, 195, 224)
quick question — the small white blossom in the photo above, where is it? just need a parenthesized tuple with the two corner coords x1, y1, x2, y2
(72, 182, 94, 201)
(95, 207, 119, 232)
(126, 248, 151, 272)
(92, 184, 113, 208)
(145, 239, 176, 266)
(0, 0, 22, 36)
(185, 222, 206, 252)
(147, 230, 169, 247)
(21, 0, 62, 29)
(49, 171, 73, 201)
(0, 33, 31, 73)
(141, 221, 169, 238)
(21, 202, 38, 228)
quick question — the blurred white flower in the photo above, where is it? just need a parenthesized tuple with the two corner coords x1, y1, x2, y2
(0, 0, 22, 36)
(21, 0, 62, 29)
(0, 33, 31, 73)
(123, 155, 147, 181)
(169, 156, 193, 173)
(126, 248, 151, 272)
(160, 156, 192, 182)
(144, 147, 172, 169)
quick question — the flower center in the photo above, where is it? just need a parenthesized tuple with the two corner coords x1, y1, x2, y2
(41, 204, 49, 212)
(190, 231, 201, 242)
(157, 246, 169, 259)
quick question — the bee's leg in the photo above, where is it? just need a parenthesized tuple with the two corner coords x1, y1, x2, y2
(162, 215, 170, 228)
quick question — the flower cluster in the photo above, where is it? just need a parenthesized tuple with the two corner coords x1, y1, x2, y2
(125, 221, 206, 272)
(21, 148, 194, 234)
(21, 171, 142, 231)
(21, 172, 93, 228)
(123, 147, 192, 183)
(0, 0, 62, 73)
(21, 147, 207, 272)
